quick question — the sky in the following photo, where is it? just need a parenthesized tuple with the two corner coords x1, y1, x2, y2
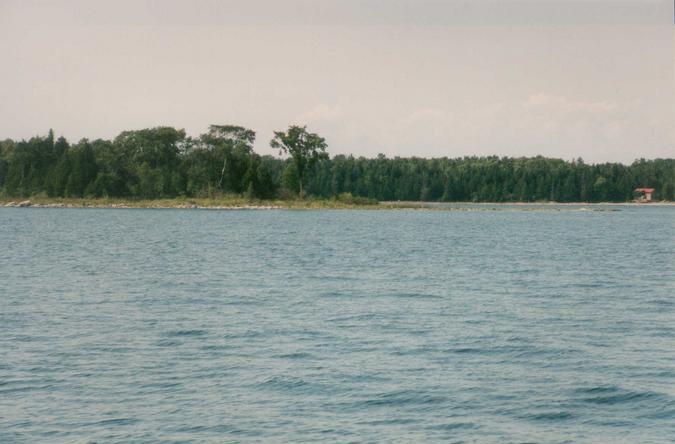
(0, 0, 673, 163)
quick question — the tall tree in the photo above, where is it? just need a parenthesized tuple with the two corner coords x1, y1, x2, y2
(270, 125, 327, 198)
(201, 125, 256, 193)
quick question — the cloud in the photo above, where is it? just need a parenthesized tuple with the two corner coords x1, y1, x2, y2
(293, 92, 669, 163)
(524, 93, 617, 114)
(296, 104, 344, 124)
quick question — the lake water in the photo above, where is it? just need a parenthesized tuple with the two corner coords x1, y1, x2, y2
(1, 206, 674, 443)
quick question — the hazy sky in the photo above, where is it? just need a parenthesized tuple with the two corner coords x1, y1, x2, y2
(1, 0, 673, 163)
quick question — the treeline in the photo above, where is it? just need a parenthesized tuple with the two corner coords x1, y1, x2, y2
(0, 126, 673, 202)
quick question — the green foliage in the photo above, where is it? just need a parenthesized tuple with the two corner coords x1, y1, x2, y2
(200, 124, 256, 193)
(271, 125, 328, 198)
(65, 140, 98, 197)
(1, 128, 673, 202)
(336, 192, 377, 205)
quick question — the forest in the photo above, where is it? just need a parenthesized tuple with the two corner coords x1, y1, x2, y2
(0, 126, 673, 202)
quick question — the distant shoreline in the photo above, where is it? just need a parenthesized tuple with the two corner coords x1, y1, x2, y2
(1, 198, 673, 211)
(382, 201, 675, 207)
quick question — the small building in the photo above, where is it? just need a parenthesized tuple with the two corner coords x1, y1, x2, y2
(634, 188, 655, 202)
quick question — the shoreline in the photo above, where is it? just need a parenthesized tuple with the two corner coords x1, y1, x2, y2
(381, 200, 675, 207)
(0, 198, 378, 210)
(1, 198, 672, 211)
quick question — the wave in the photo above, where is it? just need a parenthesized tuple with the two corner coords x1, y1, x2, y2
(163, 329, 208, 338)
(574, 385, 663, 405)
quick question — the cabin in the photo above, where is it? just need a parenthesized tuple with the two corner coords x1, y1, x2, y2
(634, 188, 655, 202)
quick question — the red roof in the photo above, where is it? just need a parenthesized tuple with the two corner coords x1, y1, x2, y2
(634, 188, 655, 193)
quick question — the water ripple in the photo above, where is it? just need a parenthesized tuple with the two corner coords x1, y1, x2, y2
(1, 207, 674, 443)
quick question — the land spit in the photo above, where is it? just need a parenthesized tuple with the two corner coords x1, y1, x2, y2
(1, 200, 282, 210)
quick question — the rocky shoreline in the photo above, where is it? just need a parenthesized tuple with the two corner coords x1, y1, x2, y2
(1, 200, 282, 210)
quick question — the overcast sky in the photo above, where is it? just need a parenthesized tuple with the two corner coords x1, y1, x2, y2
(1, 0, 673, 163)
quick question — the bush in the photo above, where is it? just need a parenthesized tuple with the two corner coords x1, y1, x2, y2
(336, 192, 377, 205)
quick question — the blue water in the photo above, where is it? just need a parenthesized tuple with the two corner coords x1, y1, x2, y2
(1, 206, 674, 443)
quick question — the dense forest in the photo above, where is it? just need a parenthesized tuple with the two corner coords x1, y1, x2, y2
(0, 126, 673, 202)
